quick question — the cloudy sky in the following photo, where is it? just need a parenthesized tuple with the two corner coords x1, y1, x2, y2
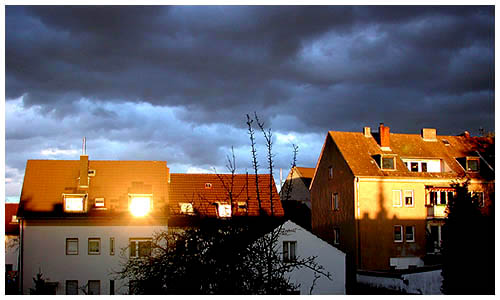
(5, 5, 494, 202)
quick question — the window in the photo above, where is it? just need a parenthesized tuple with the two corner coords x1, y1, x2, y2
(467, 158, 479, 172)
(217, 203, 232, 218)
(382, 157, 395, 170)
(392, 190, 402, 207)
(404, 190, 414, 207)
(66, 280, 78, 295)
(63, 194, 86, 212)
(128, 194, 153, 217)
(205, 183, 212, 189)
(130, 238, 152, 258)
(110, 280, 115, 295)
(283, 241, 297, 262)
(471, 192, 485, 207)
(88, 238, 100, 255)
(66, 238, 78, 255)
(94, 198, 105, 208)
(439, 191, 447, 205)
(410, 162, 418, 172)
(406, 226, 415, 242)
(328, 166, 333, 179)
(394, 225, 403, 242)
(110, 237, 115, 256)
(421, 162, 428, 172)
(11, 215, 18, 223)
(331, 193, 339, 211)
(88, 280, 100, 295)
(237, 202, 248, 213)
(333, 228, 340, 245)
(179, 202, 194, 215)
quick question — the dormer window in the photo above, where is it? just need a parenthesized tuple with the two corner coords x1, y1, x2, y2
(205, 183, 212, 189)
(467, 158, 479, 172)
(94, 198, 105, 208)
(402, 159, 440, 172)
(373, 154, 396, 170)
(63, 194, 86, 212)
(217, 203, 232, 218)
(179, 202, 194, 215)
(128, 194, 153, 217)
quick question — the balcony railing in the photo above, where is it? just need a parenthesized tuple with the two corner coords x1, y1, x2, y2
(426, 205, 447, 218)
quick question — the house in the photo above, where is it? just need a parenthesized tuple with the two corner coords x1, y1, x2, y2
(16, 154, 286, 294)
(310, 124, 494, 288)
(279, 167, 314, 229)
(17, 155, 170, 295)
(5, 203, 20, 294)
(277, 220, 345, 294)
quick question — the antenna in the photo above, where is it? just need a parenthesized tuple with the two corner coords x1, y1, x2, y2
(82, 137, 86, 155)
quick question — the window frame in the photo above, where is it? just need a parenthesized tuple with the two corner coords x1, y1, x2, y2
(328, 166, 333, 179)
(404, 190, 414, 207)
(466, 158, 480, 172)
(179, 202, 194, 215)
(394, 225, 403, 243)
(381, 156, 396, 170)
(405, 226, 415, 242)
(110, 237, 115, 256)
(88, 238, 101, 255)
(66, 238, 79, 255)
(65, 280, 78, 295)
(88, 280, 101, 295)
(128, 194, 153, 216)
(283, 241, 297, 262)
(217, 203, 232, 218)
(333, 228, 340, 245)
(129, 238, 152, 258)
(471, 191, 485, 207)
(331, 192, 339, 211)
(392, 190, 402, 207)
(63, 194, 86, 213)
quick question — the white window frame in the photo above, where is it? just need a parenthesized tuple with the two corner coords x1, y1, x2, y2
(66, 238, 79, 255)
(333, 228, 340, 245)
(283, 241, 297, 262)
(394, 225, 403, 243)
(94, 198, 105, 208)
(179, 202, 194, 215)
(381, 156, 396, 170)
(217, 203, 232, 218)
(88, 238, 101, 255)
(404, 190, 414, 207)
(63, 194, 86, 213)
(392, 190, 402, 207)
(129, 238, 152, 258)
(405, 226, 415, 242)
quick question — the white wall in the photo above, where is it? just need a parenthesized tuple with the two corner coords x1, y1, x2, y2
(21, 224, 167, 295)
(277, 221, 345, 294)
(357, 269, 443, 295)
(5, 235, 19, 271)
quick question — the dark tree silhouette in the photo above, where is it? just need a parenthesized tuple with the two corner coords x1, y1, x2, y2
(441, 181, 494, 294)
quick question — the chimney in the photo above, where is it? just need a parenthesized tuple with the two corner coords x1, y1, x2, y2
(378, 123, 390, 149)
(363, 126, 371, 137)
(421, 128, 437, 141)
(79, 155, 89, 189)
(462, 131, 470, 138)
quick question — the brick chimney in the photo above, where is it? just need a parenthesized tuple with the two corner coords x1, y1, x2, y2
(363, 126, 371, 137)
(378, 123, 390, 149)
(421, 128, 437, 141)
(79, 155, 89, 189)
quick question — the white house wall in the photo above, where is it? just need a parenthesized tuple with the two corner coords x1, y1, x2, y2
(22, 224, 167, 295)
(278, 221, 346, 294)
(5, 234, 19, 271)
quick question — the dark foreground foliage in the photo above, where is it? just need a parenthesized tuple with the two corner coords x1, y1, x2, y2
(117, 217, 330, 294)
(441, 182, 494, 294)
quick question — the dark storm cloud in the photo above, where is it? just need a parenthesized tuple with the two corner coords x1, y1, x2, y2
(5, 6, 494, 200)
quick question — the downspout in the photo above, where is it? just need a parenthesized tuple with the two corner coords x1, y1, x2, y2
(18, 218, 24, 294)
(355, 177, 361, 269)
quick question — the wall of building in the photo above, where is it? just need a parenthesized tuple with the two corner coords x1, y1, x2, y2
(357, 268, 443, 295)
(278, 221, 345, 294)
(5, 234, 19, 271)
(281, 173, 311, 208)
(21, 220, 167, 295)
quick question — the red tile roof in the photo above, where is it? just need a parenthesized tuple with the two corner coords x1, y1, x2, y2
(169, 173, 284, 217)
(5, 203, 19, 235)
(325, 131, 494, 179)
(19, 159, 169, 217)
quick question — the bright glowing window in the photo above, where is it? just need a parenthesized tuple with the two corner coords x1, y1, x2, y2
(64, 195, 85, 212)
(95, 198, 105, 208)
(129, 195, 152, 217)
(217, 204, 232, 218)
